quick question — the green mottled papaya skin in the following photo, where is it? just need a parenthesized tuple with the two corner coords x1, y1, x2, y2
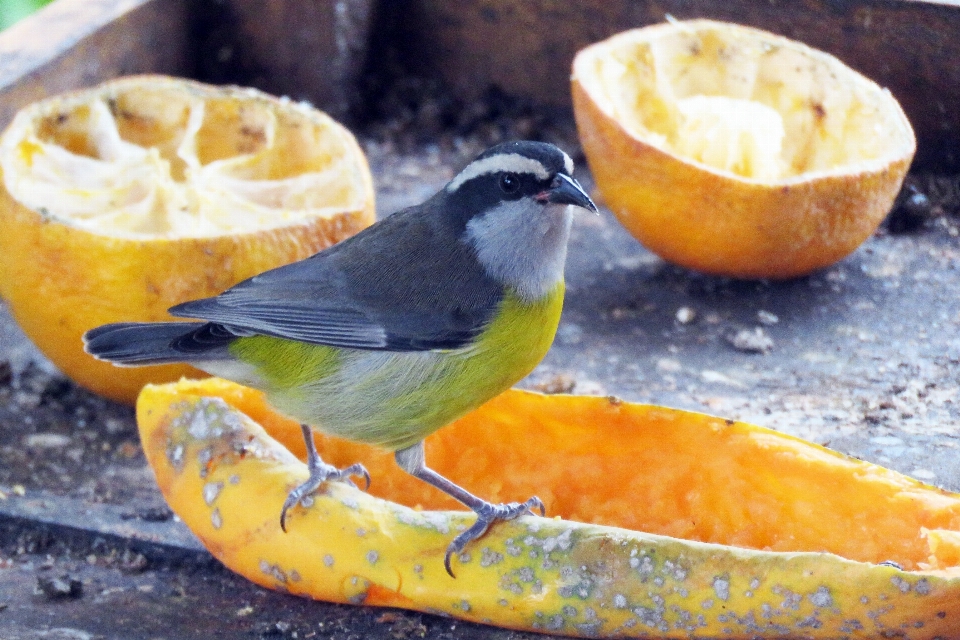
(138, 379, 960, 639)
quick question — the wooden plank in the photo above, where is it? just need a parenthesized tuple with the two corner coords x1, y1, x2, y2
(193, 0, 375, 122)
(0, 489, 210, 566)
(0, 0, 375, 131)
(390, 0, 960, 170)
(0, 0, 191, 132)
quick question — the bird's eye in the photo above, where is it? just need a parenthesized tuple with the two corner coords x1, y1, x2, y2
(499, 173, 520, 194)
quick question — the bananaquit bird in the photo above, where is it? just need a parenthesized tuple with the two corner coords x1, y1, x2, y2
(84, 140, 597, 575)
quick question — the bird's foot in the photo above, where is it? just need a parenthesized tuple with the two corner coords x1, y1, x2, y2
(280, 460, 370, 532)
(444, 496, 544, 576)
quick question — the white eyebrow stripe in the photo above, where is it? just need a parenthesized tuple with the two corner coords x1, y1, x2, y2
(562, 152, 573, 175)
(446, 154, 551, 192)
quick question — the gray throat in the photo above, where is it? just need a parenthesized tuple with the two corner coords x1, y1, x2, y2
(464, 200, 573, 302)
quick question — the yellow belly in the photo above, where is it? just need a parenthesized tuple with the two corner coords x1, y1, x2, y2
(226, 284, 564, 450)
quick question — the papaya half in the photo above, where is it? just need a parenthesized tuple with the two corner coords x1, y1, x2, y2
(137, 378, 960, 638)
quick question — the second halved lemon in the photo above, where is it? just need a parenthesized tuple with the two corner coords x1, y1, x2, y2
(572, 20, 915, 279)
(0, 75, 375, 403)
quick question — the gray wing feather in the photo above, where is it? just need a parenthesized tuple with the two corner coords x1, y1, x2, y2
(169, 201, 503, 352)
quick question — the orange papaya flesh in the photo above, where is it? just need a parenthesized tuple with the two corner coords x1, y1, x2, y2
(137, 378, 960, 639)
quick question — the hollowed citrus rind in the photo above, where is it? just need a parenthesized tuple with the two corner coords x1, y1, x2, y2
(138, 378, 960, 638)
(572, 20, 916, 279)
(0, 76, 375, 403)
(1, 75, 370, 237)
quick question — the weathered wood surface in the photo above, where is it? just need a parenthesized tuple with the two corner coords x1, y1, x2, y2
(192, 0, 374, 121)
(1, 0, 957, 167)
(0, 0, 374, 132)
(389, 0, 960, 170)
(0, 0, 191, 132)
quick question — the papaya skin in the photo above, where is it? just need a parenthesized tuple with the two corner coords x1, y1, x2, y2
(138, 378, 960, 638)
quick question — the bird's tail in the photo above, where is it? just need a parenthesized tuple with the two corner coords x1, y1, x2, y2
(83, 322, 231, 366)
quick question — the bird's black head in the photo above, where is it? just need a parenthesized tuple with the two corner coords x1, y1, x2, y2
(441, 141, 596, 231)
(438, 141, 597, 301)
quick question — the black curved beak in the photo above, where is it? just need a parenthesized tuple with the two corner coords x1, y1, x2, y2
(540, 173, 599, 214)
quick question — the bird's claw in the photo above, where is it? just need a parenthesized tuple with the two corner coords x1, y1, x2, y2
(444, 496, 544, 577)
(338, 463, 372, 491)
(280, 461, 370, 532)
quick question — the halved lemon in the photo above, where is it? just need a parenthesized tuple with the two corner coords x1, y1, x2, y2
(0, 75, 375, 403)
(572, 20, 915, 279)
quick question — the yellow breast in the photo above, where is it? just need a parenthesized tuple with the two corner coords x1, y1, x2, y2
(226, 283, 565, 450)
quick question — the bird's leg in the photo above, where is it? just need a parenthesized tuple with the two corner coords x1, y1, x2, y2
(280, 424, 370, 532)
(395, 441, 544, 577)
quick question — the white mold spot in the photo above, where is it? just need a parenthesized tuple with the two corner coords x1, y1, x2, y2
(203, 481, 223, 505)
(210, 508, 223, 529)
(713, 576, 730, 601)
(167, 443, 185, 468)
(840, 619, 865, 633)
(366, 550, 379, 565)
(480, 547, 504, 567)
(188, 407, 211, 439)
(394, 508, 451, 534)
(662, 560, 687, 581)
(891, 576, 911, 593)
(221, 411, 245, 434)
(260, 561, 287, 584)
(633, 555, 654, 576)
(809, 586, 833, 608)
(323, 554, 335, 567)
(796, 613, 823, 629)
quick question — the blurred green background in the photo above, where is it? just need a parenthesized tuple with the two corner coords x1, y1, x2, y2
(0, 0, 54, 31)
